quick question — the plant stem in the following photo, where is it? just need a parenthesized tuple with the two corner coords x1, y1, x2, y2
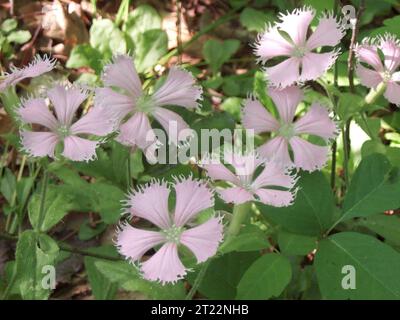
(37, 170, 49, 231)
(127, 153, 132, 189)
(364, 82, 387, 105)
(342, 121, 351, 188)
(115, 0, 130, 27)
(330, 141, 337, 189)
(185, 259, 211, 300)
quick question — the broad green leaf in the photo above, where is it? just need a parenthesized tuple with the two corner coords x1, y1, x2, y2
(15, 231, 59, 300)
(188, 252, 259, 299)
(124, 4, 161, 41)
(90, 19, 126, 58)
(134, 29, 168, 72)
(358, 214, 400, 246)
(220, 97, 242, 121)
(315, 232, 400, 299)
(278, 231, 317, 256)
(337, 93, 364, 122)
(84, 246, 118, 300)
(340, 153, 400, 222)
(79, 220, 107, 241)
(236, 253, 292, 299)
(28, 185, 76, 232)
(220, 225, 270, 253)
(239, 8, 270, 32)
(95, 260, 185, 299)
(66, 44, 103, 74)
(1, 19, 17, 33)
(259, 171, 335, 236)
(203, 39, 240, 74)
(0, 168, 16, 204)
(7, 30, 31, 44)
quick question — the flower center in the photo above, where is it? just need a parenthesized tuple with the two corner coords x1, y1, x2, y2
(292, 45, 308, 58)
(136, 95, 155, 114)
(57, 124, 70, 138)
(278, 122, 295, 139)
(381, 70, 392, 82)
(162, 225, 183, 244)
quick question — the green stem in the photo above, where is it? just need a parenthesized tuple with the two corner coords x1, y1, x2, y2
(185, 259, 211, 300)
(330, 141, 337, 190)
(342, 120, 351, 188)
(115, 0, 130, 26)
(127, 153, 132, 189)
(37, 170, 49, 231)
(364, 82, 387, 106)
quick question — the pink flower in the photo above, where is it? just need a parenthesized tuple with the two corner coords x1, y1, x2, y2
(254, 7, 344, 88)
(95, 55, 202, 158)
(0, 55, 55, 92)
(116, 177, 223, 284)
(242, 86, 337, 172)
(201, 151, 297, 206)
(355, 34, 400, 106)
(18, 85, 115, 161)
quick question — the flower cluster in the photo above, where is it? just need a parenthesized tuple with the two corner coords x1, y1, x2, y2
(2, 5, 396, 287)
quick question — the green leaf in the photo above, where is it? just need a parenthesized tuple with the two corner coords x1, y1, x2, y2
(15, 231, 59, 300)
(84, 246, 118, 300)
(0, 168, 16, 204)
(337, 93, 364, 122)
(259, 171, 335, 236)
(340, 153, 400, 222)
(95, 260, 185, 299)
(203, 39, 240, 74)
(90, 19, 126, 58)
(236, 253, 292, 299)
(358, 214, 400, 246)
(220, 97, 242, 121)
(7, 30, 31, 44)
(239, 8, 270, 32)
(189, 252, 259, 299)
(1, 19, 17, 33)
(124, 4, 162, 42)
(278, 231, 317, 256)
(79, 220, 107, 241)
(66, 44, 103, 74)
(28, 185, 76, 232)
(134, 29, 168, 72)
(315, 232, 400, 299)
(220, 225, 270, 253)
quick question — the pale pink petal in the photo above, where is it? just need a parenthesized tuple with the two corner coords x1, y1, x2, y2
(202, 163, 239, 185)
(224, 151, 260, 178)
(94, 87, 134, 122)
(18, 98, 58, 131)
(102, 55, 142, 98)
(116, 112, 157, 149)
(300, 51, 338, 82)
(254, 188, 295, 207)
(20, 131, 59, 158)
(356, 64, 383, 88)
(153, 67, 202, 109)
(252, 161, 296, 190)
(62, 135, 98, 162)
(70, 106, 115, 136)
(242, 98, 280, 134)
(294, 103, 337, 140)
(355, 43, 383, 72)
(48, 85, 87, 125)
(277, 7, 315, 46)
(289, 136, 329, 172)
(128, 180, 171, 229)
(254, 26, 293, 62)
(152, 107, 192, 143)
(141, 242, 186, 284)
(180, 217, 223, 263)
(217, 186, 254, 204)
(0, 55, 55, 92)
(306, 14, 344, 50)
(173, 177, 214, 227)
(265, 57, 301, 88)
(379, 35, 400, 73)
(258, 136, 293, 168)
(384, 81, 400, 106)
(116, 224, 165, 262)
(268, 86, 303, 123)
